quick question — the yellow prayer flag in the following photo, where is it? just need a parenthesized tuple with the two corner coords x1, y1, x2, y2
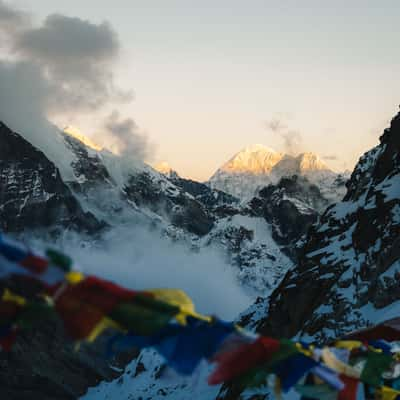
(335, 340, 363, 351)
(2, 289, 26, 306)
(65, 271, 84, 284)
(148, 289, 211, 324)
(379, 386, 400, 400)
(295, 342, 313, 357)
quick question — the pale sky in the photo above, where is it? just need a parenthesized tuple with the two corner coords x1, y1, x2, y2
(14, 0, 400, 180)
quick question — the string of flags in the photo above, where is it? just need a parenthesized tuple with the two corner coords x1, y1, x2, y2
(0, 232, 400, 399)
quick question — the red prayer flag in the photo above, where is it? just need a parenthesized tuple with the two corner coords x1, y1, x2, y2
(0, 328, 18, 352)
(338, 375, 358, 400)
(20, 254, 48, 274)
(81, 276, 139, 301)
(208, 336, 280, 384)
(55, 276, 139, 340)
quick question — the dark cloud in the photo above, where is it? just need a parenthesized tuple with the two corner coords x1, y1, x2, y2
(0, 7, 124, 113)
(0, 3, 148, 163)
(266, 115, 303, 155)
(16, 14, 118, 62)
(13, 13, 131, 111)
(0, 1, 30, 31)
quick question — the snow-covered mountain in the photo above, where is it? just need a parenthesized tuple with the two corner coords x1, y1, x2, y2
(0, 118, 309, 398)
(208, 144, 348, 202)
(153, 161, 177, 177)
(0, 115, 356, 399)
(215, 111, 400, 399)
(208, 145, 282, 200)
(215, 144, 284, 175)
(1, 119, 305, 296)
(61, 127, 220, 237)
(239, 108, 400, 351)
(79, 109, 400, 400)
(62, 127, 297, 296)
(0, 122, 102, 234)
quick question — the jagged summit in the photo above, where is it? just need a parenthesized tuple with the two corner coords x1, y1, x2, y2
(218, 144, 283, 175)
(297, 151, 330, 172)
(209, 145, 340, 201)
(211, 146, 331, 178)
(154, 161, 172, 174)
(63, 126, 103, 151)
(271, 152, 332, 178)
(153, 161, 179, 178)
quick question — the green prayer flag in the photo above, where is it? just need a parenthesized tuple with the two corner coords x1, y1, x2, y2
(109, 294, 180, 335)
(46, 249, 72, 271)
(360, 351, 392, 387)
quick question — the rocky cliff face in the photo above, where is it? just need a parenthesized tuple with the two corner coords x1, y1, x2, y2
(192, 174, 332, 296)
(123, 171, 215, 236)
(60, 129, 220, 236)
(168, 174, 239, 210)
(0, 122, 102, 234)
(256, 110, 400, 341)
(63, 133, 112, 191)
(246, 175, 329, 249)
(218, 110, 400, 400)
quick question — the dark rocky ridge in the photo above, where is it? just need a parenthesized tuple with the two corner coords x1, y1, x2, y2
(256, 110, 400, 340)
(124, 171, 215, 236)
(169, 174, 239, 209)
(0, 122, 128, 399)
(60, 133, 218, 236)
(62, 133, 113, 192)
(0, 122, 102, 234)
(247, 175, 329, 249)
(219, 110, 400, 400)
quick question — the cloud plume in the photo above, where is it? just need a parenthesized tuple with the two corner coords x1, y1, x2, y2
(102, 111, 152, 161)
(0, 0, 30, 39)
(40, 225, 252, 320)
(266, 114, 303, 155)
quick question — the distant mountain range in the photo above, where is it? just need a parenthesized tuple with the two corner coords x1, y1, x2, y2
(78, 109, 400, 400)
(208, 144, 349, 202)
(2, 108, 399, 400)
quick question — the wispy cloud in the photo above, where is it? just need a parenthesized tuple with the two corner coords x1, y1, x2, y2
(48, 225, 252, 319)
(323, 155, 338, 161)
(266, 113, 303, 155)
(100, 111, 153, 162)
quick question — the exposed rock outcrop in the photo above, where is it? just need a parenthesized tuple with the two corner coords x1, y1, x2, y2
(256, 110, 400, 341)
(0, 122, 102, 234)
(247, 175, 329, 249)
